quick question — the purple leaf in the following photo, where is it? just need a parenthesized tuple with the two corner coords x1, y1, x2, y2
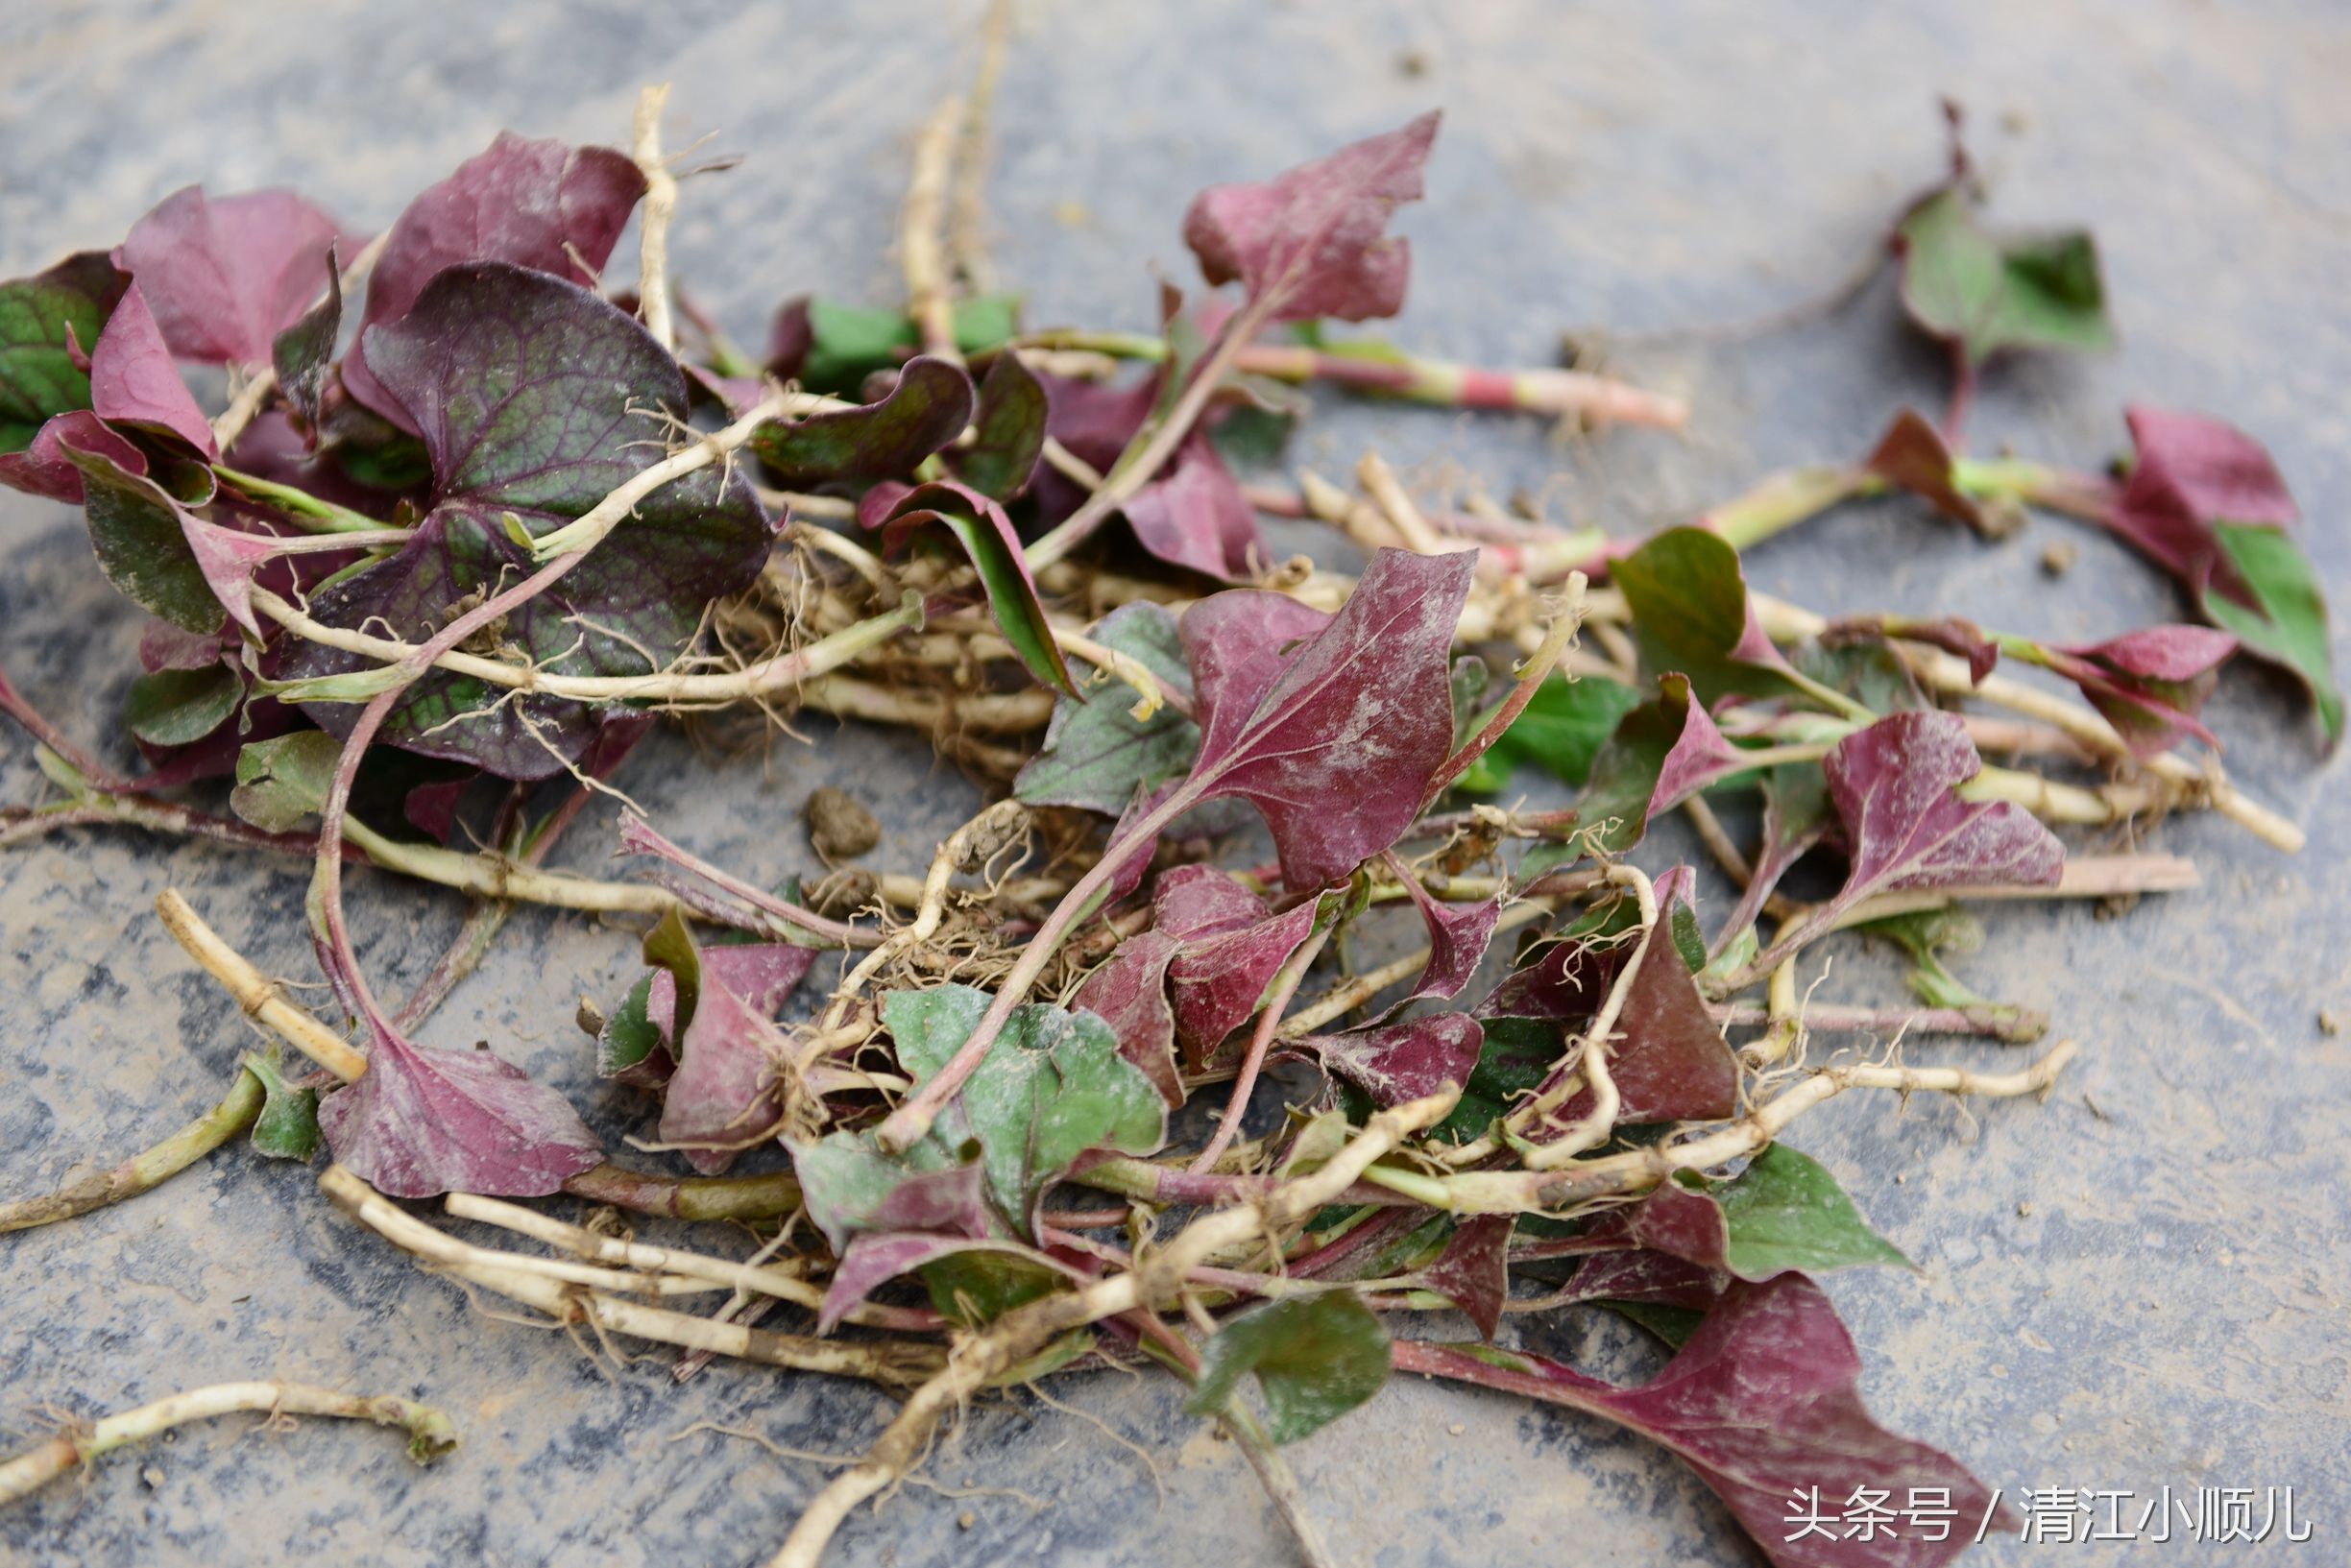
(1883, 617, 1998, 686)
(2104, 407, 2339, 738)
(1719, 765, 1833, 950)
(819, 1233, 1082, 1333)
(1153, 861, 1272, 941)
(1404, 1274, 2008, 1568)
(1306, 1013, 1483, 1109)
(754, 355, 975, 486)
(1808, 712, 2064, 931)
(1167, 893, 1324, 1064)
(1547, 1247, 1730, 1315)
(2040, 625, 2236, 759)
(871, 479, 1079, 698)
(0, 408, 144, 504)
(1030, 368, 1157, 523)
(1376, 850, 1502, 1015)
(1862, 409, 1998, 535)
(115, 185, 358, 367)
(1492, 924, 1738, 1130)
(1177, 547, 1473, 889)
(1182, 112, 1438, 322)
(1071, 928, 1184, 1107)
(658, 974, 794, 1175)
(178, 513, 283, 638)
(342, 133, 645, 427)
(87, 283, 215, 457)
(1122, 433, 1267, 581)
(277, 263, 769, 778)
(1414, 1214, 1513, 1340)
(317, 1033, 602, 1199)
(402, 775, 469, 844)
(1576, 673, 1749, 853)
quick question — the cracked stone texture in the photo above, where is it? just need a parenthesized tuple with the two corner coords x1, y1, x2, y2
(3, 2, 2346, 1565)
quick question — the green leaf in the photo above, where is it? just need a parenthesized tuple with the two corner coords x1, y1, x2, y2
(1612, 528, 1802, 709)
(271, 246, 341, 435)
(798, 296, 1019, 393)
(1667, 902, 1708, 974)
(1185, 1291, 1391, 1444)
(919, 1248, 1069, 1328)
(1014, 602, 1199, 815)
(243, 1052, 322, 1162)
(1895, 187, 2114, 367)
(2203, 522, 2343, 740)
(0, 253, 123, 449)
(61, 444, 224, 635)
(951, 350, 1048, 500)
(595, 974, 665, 1077)
(123, 663, 240, 747)
(1595, 1298, 1705, 1350)
(883, 985, 1167, 1226)
(879, 481, 1078, 698)
(1456, 674, 1640, 794)
(1716, 1145, 1911, 1278)
(229, 731, 343, 832)
(1428, 1016, 1555, 1144)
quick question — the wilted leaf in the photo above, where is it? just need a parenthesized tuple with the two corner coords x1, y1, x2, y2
(1164, 879, 1328, 1062)
(1186, 1291, 1392, 1443)
(1408, 1274, 2006, 1567)
(116, 184, 356, 367)
(883, 986, 1167, 1229)
(1183, 113, 1438, 322)
(1894, 185, 2113, 366)
(1718, 764, 1833, 950)
(1016, 602, 1200, 815)
(1415, 1214, 1513, 1340)
(1122, 434, 1268, 581)
(872, 479, 1078, 697)
(643, 929, 818, 1174)
(821, 1232, 1082, 1332)
(1377, 853, 1503, 1013)
(272, 246, 342, 438)
(1863, 409, 1999, 534)
(2034, 625, 2236, 758)
(279, 263, 770, 777)
(318, 1032, 604, 1199)
(342, 133, 644, 425)
(790, 1135, 992, 1255)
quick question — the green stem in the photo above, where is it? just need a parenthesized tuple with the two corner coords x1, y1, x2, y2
(559, 1163, 802, 1222)
(1703, 466, 1880, 551)
(210, 465, 390, 535)
(0, 1067, 264, 1236)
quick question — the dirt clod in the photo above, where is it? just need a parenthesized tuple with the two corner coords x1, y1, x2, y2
(806, 787, 882, 861)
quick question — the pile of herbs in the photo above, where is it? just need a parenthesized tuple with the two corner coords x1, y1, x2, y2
(0, 46, 2332, 1568)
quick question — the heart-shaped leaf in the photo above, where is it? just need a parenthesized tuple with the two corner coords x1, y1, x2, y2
(1187, 1291, 1392, 1443)
(1612, 527, 1802, 708)
(1175, 547, 1473, 889)
(342, 133, 644, 426)
(278, 263, 770, 778)
(116, 184, 357, 368)
(1121, 433, 1267, 581)
(881, 985, 1167, 1232)
(87, 282, 215, 457)
(317, 1032, 604, 1199)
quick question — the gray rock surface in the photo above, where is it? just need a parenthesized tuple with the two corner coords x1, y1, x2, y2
(2, 2, 2344, 1564)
